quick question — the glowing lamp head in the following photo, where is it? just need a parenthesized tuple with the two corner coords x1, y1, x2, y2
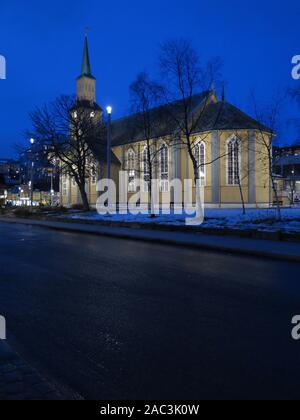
(106, 106, 112, 115)
(30, 138, 35, 145)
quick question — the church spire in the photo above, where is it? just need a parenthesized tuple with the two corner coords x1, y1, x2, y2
(76, 35, 96, 102)
(80, 35, 93, 78)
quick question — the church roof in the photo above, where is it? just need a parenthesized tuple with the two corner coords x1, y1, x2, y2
(86, 137, 121, 166)
(111, 92, 209, 146)
(111, 93, 273, 147)
(194, 100, 273, 133)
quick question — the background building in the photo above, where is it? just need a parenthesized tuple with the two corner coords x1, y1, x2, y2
(0, 158, 21, 186)
(274, 143, 300, 204)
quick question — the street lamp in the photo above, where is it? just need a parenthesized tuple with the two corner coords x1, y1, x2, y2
(106, 106, 112, 180)
(29, 138, 35, 211)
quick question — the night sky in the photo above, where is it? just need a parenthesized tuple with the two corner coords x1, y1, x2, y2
(0, 0, 299, 157)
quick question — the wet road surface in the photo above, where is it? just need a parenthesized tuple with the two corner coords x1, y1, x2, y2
(0, 222, 300, 400)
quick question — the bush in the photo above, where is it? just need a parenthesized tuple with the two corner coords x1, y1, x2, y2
(13, 207, 32, 218)
(57, 206, 69, 213)
(38, 206, 54, 213)
(72, 204, 85, 211)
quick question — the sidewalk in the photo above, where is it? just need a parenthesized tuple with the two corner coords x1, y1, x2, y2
(1, 217, 300, 262)
(0, 340, 60, 400)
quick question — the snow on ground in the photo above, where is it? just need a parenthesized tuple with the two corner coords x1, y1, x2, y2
(67, 207, 300, 233)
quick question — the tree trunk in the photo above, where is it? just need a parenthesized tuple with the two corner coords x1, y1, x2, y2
(148, 145, 156, 218)
(269, 161, 281, 221)
(148, 181, 156, 218)
(78, 183, 90, 212)
(195, 177, 204, 221)
(237, 175, 246, 215)
(190, 165, 204, 226)
(272, 180, 281, 221)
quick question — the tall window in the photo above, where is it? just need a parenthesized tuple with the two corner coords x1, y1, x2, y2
(227, 136, 241, 185)
(91, 167, 97, 184)
(62, 176, 68, 196)
(195, 141, 206, 186)
(160, 143, 169, 192)
(127, 148, 136, 192)
(142, 146, 150, 192)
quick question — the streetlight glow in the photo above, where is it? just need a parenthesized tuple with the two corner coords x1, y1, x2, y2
(29, 138, 35, 210)
(106, 106, 112, 115)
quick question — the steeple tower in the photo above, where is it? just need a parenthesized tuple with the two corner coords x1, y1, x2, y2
(76, 35, 96, 103)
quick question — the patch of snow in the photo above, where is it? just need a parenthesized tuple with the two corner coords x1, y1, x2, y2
(65, 207, 300, 234)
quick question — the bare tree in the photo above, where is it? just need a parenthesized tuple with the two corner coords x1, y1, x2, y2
(236, 148, 247, 216)
(231, 130, 259, 216)
(159, 39, 223, 218)
(289, 85, 300, 142)
(286, 178, 296, 205)
(129, 72, 165, 217)
(251, 93, 283, 220)
(28, 95, 104, 211)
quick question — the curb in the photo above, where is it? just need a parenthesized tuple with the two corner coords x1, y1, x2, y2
(0, 340, 61, 400)
(3, 213, 300, 243)
(0, 341, 18, 363)
(53, 216, 300, 243)
(1, 217, 300, 263)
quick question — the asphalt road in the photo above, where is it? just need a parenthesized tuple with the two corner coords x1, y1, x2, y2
(0, 222, 300, 400)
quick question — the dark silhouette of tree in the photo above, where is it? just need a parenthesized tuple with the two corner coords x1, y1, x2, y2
(159, 39, 223, 220)
(28, 95, 105, 211)
(129, 72, 165, 217)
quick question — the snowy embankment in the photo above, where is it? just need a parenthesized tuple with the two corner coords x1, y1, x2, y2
(67, 207, 300, 233)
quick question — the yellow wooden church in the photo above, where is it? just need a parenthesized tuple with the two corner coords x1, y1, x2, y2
(60, 37, 272, 209)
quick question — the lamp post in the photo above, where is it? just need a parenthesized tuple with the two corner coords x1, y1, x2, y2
(50, 157, 57, 207)
(106, 106, 112, 180)
(50, 169, 54, 207)
(29, 138, 35, 211)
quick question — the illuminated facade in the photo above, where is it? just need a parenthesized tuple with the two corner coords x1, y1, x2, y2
(61, 38, 272, 209)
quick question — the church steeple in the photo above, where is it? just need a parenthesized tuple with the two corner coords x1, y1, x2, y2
(76, 35, 96, 103)
(80, 35, 93, 78)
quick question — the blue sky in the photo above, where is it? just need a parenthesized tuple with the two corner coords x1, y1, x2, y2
(0, 0, 299, 157)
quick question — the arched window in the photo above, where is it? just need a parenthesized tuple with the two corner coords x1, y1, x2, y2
(91, 166, 97, 184)
(160, 143, 169, 192)
(62, 175, 68, 196)
(195, 141, 206, 186)
(142, 146, 150, 192)
(127, 148, 136, 192)
(227, 136, 241, 185)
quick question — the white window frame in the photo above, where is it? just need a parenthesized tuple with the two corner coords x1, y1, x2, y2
(127, 148, 136, 192)
(195, 140, 206, 187)
(159, 143, 169, 193)
(91, 167, 97, 185)
(226, 135, 242, 186)
(62, 175, 68, 196)
(142, 146, 150, 193)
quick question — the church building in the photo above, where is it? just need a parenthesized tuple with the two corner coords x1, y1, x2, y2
(60, 37, 272, 209)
